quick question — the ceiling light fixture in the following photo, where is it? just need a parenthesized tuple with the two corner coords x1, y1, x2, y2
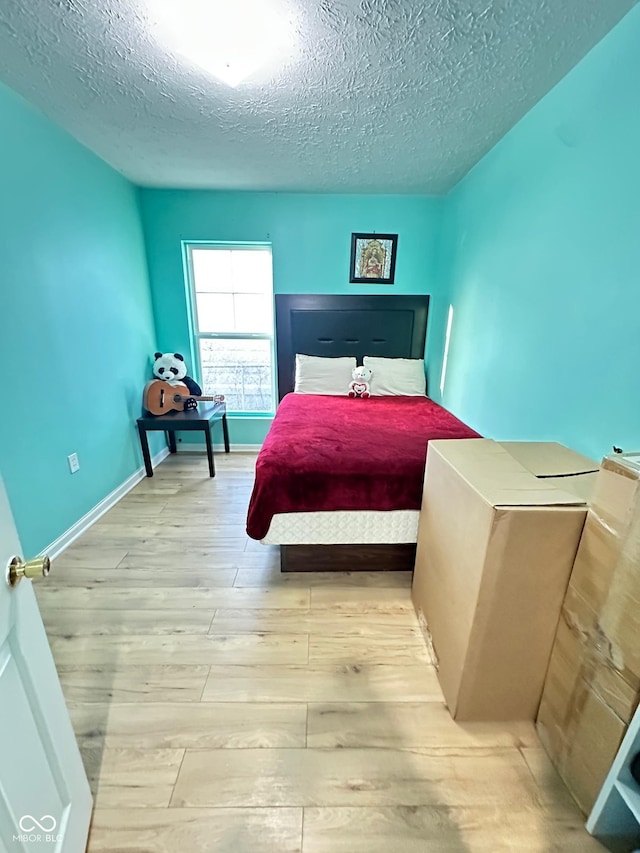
(148, 0, 296, 88)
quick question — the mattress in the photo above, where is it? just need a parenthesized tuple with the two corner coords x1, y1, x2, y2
(262, 509, 420, 545)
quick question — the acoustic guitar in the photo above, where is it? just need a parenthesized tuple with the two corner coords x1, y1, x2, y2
(143, 380, 225, 416)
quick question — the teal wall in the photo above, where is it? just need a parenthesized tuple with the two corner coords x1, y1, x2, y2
(0, 83, 159, 554)
(440, 6, 640, 461)
(139, 191, 444, 444)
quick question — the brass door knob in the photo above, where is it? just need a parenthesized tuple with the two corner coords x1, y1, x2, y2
(8, 556, 51, 587)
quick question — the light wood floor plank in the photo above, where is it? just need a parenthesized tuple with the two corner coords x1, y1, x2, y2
(83, 747, 184, 808)
(37, 586, 310, 610)
(163, 492, 251, 505)
(70, 702, 307, 748)
(40, 566, 238, 588)
(53, 546, 128, 570)
(125, 481, 181, 495)
(202, 664, 443, 703)
(117, 549, 246, 569)
(88, 808, 303, 853)
(310, 587, 414, 612)
(230, 551, 284, 570)
(83, 529, 248, 550)
(57, 664, 210, 703)
(301, 806, 607, 853)
(210, 608, 421, 638)
(51, 632, 309, 666)
(97, 503, 169, 519)
(171, 747, 539, 808)
(309, 635, 429, 665)
(41, 608, 214, 636)
(118, 542, 251, 564)
(307, 703, 538, 750)
(234, 568, 414, 588)
(112, 491, 171, 504)
(88, 519, 244, 536)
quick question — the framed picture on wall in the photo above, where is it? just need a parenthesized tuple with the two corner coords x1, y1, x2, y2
(349, 233, 398, 284)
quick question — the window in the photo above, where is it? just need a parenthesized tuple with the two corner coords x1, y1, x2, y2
(186, 244, 275, 414)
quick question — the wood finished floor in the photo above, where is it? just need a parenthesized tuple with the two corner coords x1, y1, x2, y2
(36, 453, 605, 853)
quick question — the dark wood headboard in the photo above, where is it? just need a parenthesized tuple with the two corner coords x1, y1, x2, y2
(275, 294, 430, 399)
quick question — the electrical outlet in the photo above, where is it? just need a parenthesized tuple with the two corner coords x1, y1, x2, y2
(68, 452, 80, 474)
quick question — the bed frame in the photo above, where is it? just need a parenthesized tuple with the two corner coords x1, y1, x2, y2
(275, 293, 430, 399)
(273, 293, 430, 572)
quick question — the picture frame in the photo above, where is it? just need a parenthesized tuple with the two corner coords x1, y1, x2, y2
(349, 233, 398, 285)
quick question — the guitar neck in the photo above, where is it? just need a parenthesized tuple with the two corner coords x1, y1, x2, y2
(175, 393, 222, 402)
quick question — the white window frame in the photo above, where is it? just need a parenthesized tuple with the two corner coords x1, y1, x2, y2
(183, 241, 276, 416)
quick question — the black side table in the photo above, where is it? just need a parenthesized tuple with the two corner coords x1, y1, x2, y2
(137, 402, 230, 477)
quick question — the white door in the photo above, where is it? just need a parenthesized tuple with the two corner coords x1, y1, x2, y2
(0, 473, 92, 852)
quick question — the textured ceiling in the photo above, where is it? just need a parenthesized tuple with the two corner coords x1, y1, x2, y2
(0, 0, 636, 193)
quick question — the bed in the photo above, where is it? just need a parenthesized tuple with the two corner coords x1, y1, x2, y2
(246, 294, 480, 572)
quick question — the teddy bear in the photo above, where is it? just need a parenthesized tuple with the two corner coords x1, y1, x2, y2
(348, 365, 372, 398)
(152, 352, 202, 410)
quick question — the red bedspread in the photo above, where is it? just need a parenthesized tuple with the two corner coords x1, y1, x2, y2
(246, 394, 480, 540)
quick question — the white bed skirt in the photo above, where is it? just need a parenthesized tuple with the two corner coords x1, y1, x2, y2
(261, 509, 420, 546)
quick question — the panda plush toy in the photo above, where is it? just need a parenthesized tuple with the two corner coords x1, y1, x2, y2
(152, 352, 202, 410)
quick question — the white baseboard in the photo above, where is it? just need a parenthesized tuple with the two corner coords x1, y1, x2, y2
(175, 444, 261, 452)
(42, 447, 170, 560)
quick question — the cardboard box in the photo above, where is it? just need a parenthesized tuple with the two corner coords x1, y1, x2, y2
(537, 452, 640, 814)
(412, 439, 597, 722)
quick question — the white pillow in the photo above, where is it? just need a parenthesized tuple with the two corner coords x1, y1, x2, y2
(363, 356, 427, 396)
(294, 354, 356, 395)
